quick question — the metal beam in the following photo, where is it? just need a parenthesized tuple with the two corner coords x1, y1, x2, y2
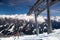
(27, 0, 44, 15)
(27, 0, 59, 16)
(46, 0, 52, 34)
(37, 0, 59, 16)
(34, 10, 39, 35)
(34, 10, 39, 36)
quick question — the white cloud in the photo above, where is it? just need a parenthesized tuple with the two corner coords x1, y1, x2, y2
(0, 14, 60, 23)
(0, 14, 45, 23)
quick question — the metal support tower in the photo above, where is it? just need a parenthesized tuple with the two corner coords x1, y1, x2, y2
(27, 0, 60, 34)
(34, 10, 39, 35)
(46, 0, 52, 34)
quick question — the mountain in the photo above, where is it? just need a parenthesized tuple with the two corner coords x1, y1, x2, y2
(0, 14, 60, 36)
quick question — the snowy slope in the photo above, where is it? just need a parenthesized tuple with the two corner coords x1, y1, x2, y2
(0, 29, 60, 40)
(0, 14, 60, 40)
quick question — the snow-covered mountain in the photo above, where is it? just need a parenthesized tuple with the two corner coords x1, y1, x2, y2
(0, 14, 60, 22)
(0, 14, 60, 36)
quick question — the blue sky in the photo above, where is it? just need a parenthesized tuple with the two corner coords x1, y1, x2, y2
(40, 2, 60, 16)
(0, 0, 60, 16)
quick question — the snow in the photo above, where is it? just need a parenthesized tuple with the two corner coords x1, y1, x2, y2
(0, 29, 60, 40)
(0, 14, 60, 40)
(8, 25, 15, 32)
(0, 25, 3, 27)
(55, 16, 60, 22)
(37, 16, 45, 24)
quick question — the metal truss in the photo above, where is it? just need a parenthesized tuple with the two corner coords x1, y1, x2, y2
(27, 0, 60, 35)
(27, 0, 60, 16)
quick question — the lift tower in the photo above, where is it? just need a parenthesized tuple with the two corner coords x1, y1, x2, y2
(27, 0, 60, 35)
(46, 0, 52, 34)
